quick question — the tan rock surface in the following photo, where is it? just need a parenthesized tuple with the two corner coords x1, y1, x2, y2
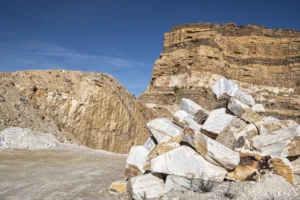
(140, 23, 300, 123)
(0, 70, 157, 153)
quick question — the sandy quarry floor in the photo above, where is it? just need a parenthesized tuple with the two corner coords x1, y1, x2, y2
(0, 147, 127, 200)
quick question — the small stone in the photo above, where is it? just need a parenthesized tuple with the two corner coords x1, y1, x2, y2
(143, 136, 157, 151)
(228, 98, 249, 117)
(270, 157, 295, 184)
(110, 180, 127, 194)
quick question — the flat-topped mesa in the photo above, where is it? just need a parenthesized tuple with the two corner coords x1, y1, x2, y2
(140, 22, 300, 122)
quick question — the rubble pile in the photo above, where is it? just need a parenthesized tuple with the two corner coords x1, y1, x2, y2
(110, 77, 299, 199)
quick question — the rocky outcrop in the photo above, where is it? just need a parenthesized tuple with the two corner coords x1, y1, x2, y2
(140, 23, 300, 122)
(0, 70, 157, 153)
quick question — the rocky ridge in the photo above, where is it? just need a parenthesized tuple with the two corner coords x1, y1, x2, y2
(140, 23, 300, 122)
(111, 76, 300, 199)
(0, 70, 159, 153)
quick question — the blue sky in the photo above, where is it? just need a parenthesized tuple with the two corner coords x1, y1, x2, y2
(0, 0, 299, 96)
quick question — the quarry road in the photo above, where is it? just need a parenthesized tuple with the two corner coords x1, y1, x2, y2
(0, 147, 127, 200)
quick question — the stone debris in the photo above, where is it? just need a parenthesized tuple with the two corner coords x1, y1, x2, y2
(0, 127, 61, 149)
(146, 118, 183, 143)
(113, 77, 299, 198)
(127, 173, 164, 200)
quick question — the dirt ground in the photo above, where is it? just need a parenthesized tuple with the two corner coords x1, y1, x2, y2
(0, 147, 127, 200)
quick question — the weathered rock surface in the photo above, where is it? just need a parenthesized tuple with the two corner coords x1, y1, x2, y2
(270, 157, 295, 184)
(252, 104, 266, 113)
(193, 133, 240, 170)
(0, 70, 157, 153)
(147, 118, 183, 143)
(228, 98, 250, 117)
(143, 137, 157, 151)
(201, 108, 235, 138)
(253, 125, 300, 157)
(148, 142, 180, 159)
(140, 23, 300, 123)
(150, 146, 228, 182)
(127, 173, 164, 200)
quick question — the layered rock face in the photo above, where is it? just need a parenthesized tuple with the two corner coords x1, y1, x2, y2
(140, 23, 300, 122)
(0, 70, 156, 153)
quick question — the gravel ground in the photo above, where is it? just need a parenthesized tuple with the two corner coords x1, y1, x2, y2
(0, 147, 126, 200)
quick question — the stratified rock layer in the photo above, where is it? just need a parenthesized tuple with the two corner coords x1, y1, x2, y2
(0, 70, 157, 153)
(140, 23, 300, 122)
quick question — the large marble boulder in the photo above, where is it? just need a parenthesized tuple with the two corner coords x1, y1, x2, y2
(193, 133, 240, 170)
(212, 77, 255, 106)
(150, 146, 227, 182)
(174, 110, 202, 132)
(201, 108, 235, 138)
(253, 125, 300, 157)
(164, 175, 207, 194)
(147, 118, 183, 143)
(126, 145, 150, 174)
(127, 173, 164, 200)
(255, 117, 298, 135)
(216, 117, 247, 149)
(234, 124, 258, 150)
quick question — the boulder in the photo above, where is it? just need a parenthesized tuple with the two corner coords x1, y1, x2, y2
(126, 146, 150, 174)
(252, 125, 300, 157)
(110, 180, 127, 194)
(255, 116, 298, 135)
(228, 98, 249, 117)
(143, 136, 157, 151)
(240, 108, 263, 124)
(150, 146, 227, 182)
(127, 173, 164, 200)
(234, 124, 258, 150)
(180, 98, 205, 117)
(252, 104, 265, 113)
(216, 117, 247, 149)
(212, 77, 255, 106)
(174, 110, 190, 122)
(146, 118, 183, 143)
(174, 110, 202, 132)
(193, 133, 240, 170)
(164, 175, 209, 194)
(201, 108, 235, 138)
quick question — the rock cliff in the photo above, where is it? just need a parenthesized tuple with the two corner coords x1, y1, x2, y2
(140, 23, 300, 122)
(0, 70, 157, 153)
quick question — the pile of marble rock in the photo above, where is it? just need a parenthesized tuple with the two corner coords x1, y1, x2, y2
(110, 77, 300, 199)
